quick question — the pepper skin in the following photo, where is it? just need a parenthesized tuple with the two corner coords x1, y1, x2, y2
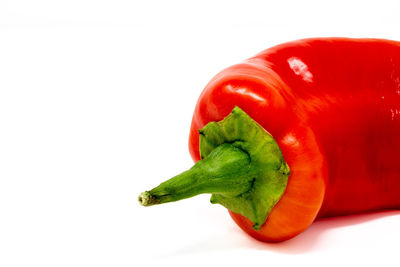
(188, 38, 400, 242)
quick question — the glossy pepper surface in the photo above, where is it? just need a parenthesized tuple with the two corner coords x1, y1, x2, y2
(141, 38, 400, 242)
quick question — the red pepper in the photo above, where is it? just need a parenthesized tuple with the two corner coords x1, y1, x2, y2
(139, 38, 400, 242)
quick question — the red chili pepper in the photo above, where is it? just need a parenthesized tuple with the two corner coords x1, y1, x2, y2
(139, 38, 400, 242)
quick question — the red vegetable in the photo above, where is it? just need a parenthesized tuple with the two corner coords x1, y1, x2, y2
(139, 38, 400, 242)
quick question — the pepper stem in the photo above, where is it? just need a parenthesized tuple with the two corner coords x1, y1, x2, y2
(138, 191, 157, 206)
(139, 107, 290, 230)
(138, 143, 254, 206)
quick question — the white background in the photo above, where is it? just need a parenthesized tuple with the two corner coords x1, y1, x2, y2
(1, 1, 400, 266)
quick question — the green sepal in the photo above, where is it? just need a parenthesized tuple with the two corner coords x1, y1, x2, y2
(199, 106, 290, 230)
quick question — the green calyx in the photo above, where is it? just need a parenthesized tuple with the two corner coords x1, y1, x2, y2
(139, 107, 290, 230)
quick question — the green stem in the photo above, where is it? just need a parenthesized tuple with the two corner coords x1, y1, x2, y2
(138, 143, 254, 206)
(138, 107, 290, 230)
